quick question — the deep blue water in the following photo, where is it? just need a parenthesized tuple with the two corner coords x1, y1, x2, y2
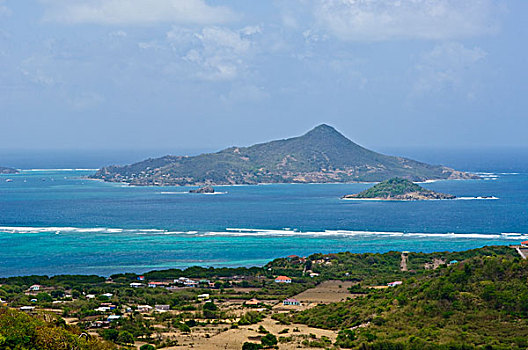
(0, 167, 527, 277)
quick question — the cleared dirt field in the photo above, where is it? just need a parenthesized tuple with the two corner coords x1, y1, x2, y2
(162, 315, 337, 349)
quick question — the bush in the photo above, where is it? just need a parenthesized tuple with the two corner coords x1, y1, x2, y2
(140, 345, 156, 350)
(242, 342, 262, 350)
(261, 333, 278, 347)
(238, 311, 263, 325)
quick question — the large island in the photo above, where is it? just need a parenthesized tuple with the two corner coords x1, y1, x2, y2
(91, 124, 478, 186)
(342, 177, 456, 200)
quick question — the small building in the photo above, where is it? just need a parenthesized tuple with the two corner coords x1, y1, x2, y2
(137, 305, 153, 313)
(245, 298, 260, 306)
(30, 298, 37, 303)
(197, 293, 210, 300)
(387, 281, 403, 287)
(137, 276, 145, 281)
(521, 241, 528, 248)
(148, 281, 167, 288)
(95, 306, 111, 312)
(107, 315, 121, 322)
(448, 260, 459, 265)
(283, 298, 300, 306)
(29, 284, 41, 291)
(20, 306, 35, 312)
(275, 276, 292, 283)
(0, 298, 7, 306)
(155, 304, 170, 312)
(129, 282, 143, 288)
(86, 294, 96, 299)
(102, 293, 113, 298)
(309, 272, 320, 278)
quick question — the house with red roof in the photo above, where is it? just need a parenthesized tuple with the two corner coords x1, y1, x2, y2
(274, 276, 292, 283)
(521, 241, 528, 247)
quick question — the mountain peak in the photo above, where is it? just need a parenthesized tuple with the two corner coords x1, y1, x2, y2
(303, 124, 346, 139)
(310, 123, 338, 133)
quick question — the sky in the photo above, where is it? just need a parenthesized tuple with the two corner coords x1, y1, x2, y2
(1, 0, 527, 153)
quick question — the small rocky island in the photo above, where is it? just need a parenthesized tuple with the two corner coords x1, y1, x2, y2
(189, 186, 215, 194)
(342, 178, 456, 201)
(0, 166, 18, 174)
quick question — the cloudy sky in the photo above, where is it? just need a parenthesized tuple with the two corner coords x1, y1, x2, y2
(1, 0, 527, 152)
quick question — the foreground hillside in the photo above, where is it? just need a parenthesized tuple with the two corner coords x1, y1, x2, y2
(91, 124, 477, 186)
(0, 307, 114, 349)
(0, 246, 522, 349)
(293, 254, 528, 349)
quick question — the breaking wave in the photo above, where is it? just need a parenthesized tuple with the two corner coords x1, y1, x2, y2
(1, 226, 526, 240)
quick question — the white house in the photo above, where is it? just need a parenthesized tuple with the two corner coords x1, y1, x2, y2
(129, 282, 143, 288)
(387, 281, 403, 287)
(197, 293, 210, 300)
(137, 305, 153, 313)
(283, 298, 300, 306)
(102, 293, 113, 298)
(155, 304, 170, 312)
(95, 306, 111, 312)
(29, 284, 41, 291)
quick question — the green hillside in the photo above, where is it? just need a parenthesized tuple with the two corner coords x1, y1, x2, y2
(0, 307, 114, 349)
(91, 125, 477, 186)
(293, 255, 528, 349)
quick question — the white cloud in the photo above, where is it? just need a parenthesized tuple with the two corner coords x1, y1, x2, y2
(0, 0, 11, 17)
(167, 26, 260, 81)
(412, 42, 487, 96)
(312, 0, 500, 41)
(19, 56, 58, 87)
(41, 0, 235, 25)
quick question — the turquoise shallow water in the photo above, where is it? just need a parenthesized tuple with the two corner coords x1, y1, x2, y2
(0, 169, 527, 276)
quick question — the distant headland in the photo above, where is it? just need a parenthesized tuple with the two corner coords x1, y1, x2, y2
(342, 177, 456, 201)
(90, 124, 479, 186)
(0, 166, 18, 174)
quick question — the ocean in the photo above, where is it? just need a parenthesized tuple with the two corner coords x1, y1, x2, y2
(0, 150, 527, 277)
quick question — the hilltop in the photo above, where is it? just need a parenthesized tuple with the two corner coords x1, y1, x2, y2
(342, 177, 456, 200)
(0, 166, 18, 174)
(91, 124, 478, 186)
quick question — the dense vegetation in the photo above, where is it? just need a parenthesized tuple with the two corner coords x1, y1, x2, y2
(293, 254, 528, 349)
(344, 177, 455, 200)
(91, 124, 474, 186)
(0, 307, 113, 349)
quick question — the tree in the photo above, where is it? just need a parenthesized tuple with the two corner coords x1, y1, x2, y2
(117, 330, 134, 344)
(100, 328, 119, 341)
(36, 292, 52, 303)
